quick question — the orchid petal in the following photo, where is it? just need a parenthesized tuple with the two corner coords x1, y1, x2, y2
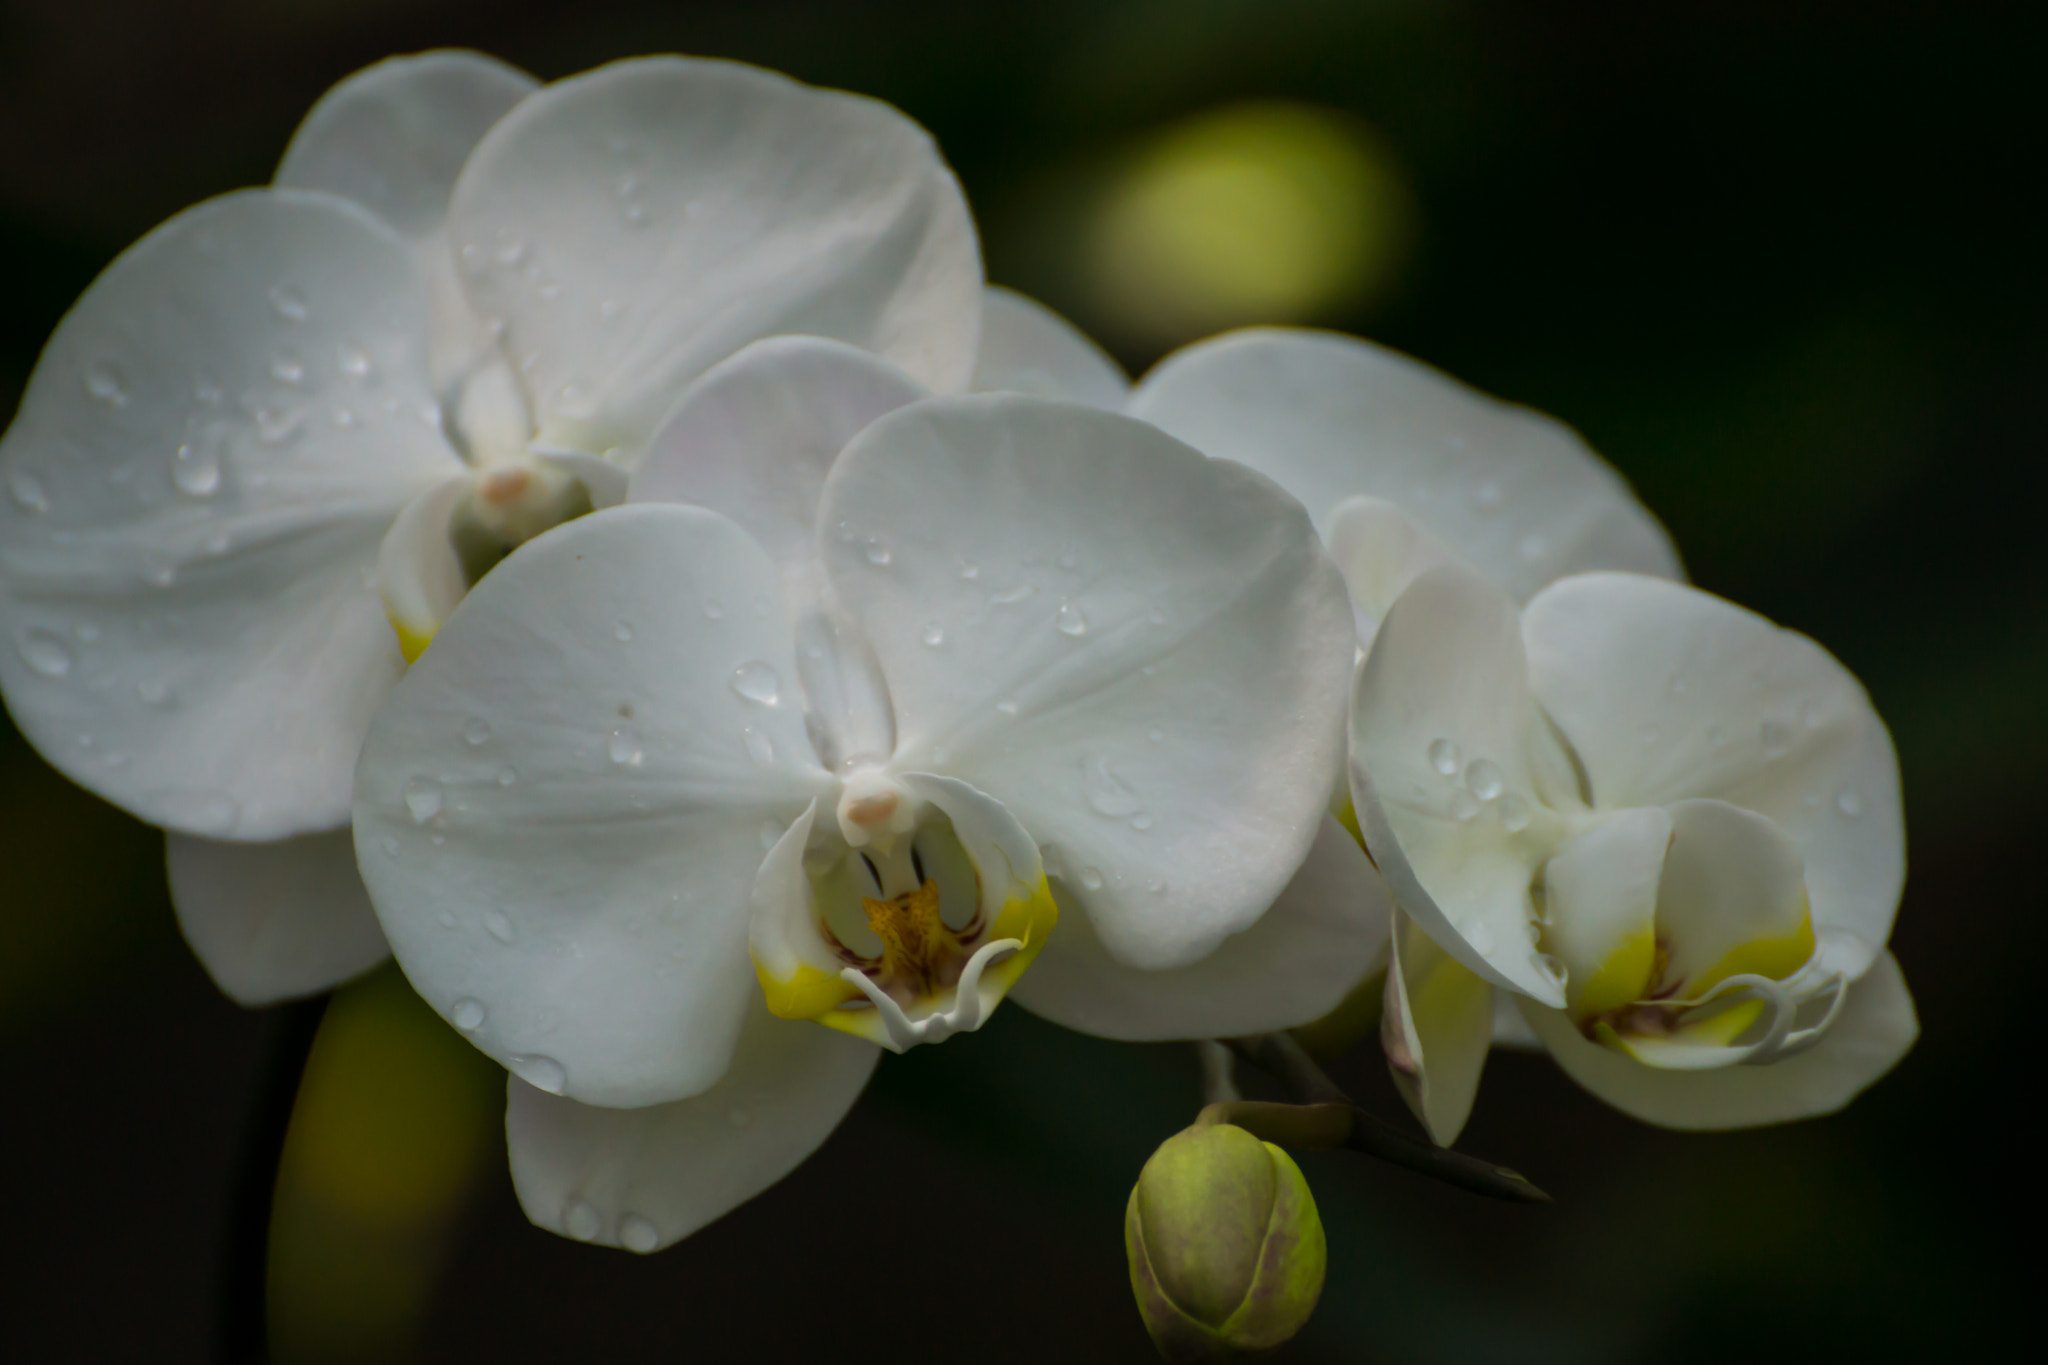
(1541, 807, 1669, 1022)
(1012, 815, 1390, 1040)
(820, 396, 1355, 970)
(275, 51, 538, 239)
(1655, 798, 1815, 997)
(1519, 950, 1916, 1129)
(1128, 328, 1681, 597)
(166, 830, 389, 1005)
(507, 995, 876, 1253)
(1382, 909, 1495, 1146)
(376, 474, 474, 663)
(447, 56, 981, 456)
(1348, 564, 1569, 1004)
(629, 336, 926, 579)
(354, 506, 833, 1107)
(1324, 495, 1460, 645)
(0, 189, 458, 839)
(970, 287, 1129, 410)
(1523, 573, 1903, 977)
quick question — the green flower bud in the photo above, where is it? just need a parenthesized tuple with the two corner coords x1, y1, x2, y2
(1125, 1122, 1326, 1361)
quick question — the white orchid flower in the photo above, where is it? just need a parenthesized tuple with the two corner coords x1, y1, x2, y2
(0, 51, 980, 1005)
(352, 387, 1384, 1251)
(1350, 562, 1916, 1143)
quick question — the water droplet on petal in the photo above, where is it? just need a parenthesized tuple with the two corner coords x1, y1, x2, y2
(452, 998, 486, 1031)
(863, 537, 892, 566)
(497, 766, 518, 787)
(1130, 813, 1153, 832)
(1533, 952, 1569, 991)
(1428, 738, 1461, 776)
(1500, 793, 1532, 833)
(1080, 867, 1105, 891)
(742, 726, 775, 765)
(958, 561, 980, 580)
(19, 628, 72, 677)
(464, 717, 492, 746)
(619, 1214, 659, 1253)
(484, 910, 516, 944)
(339, 345, 372, 379)
(608, 727, 645, 766)
(921, 623, 945, 647)
(1464, 759, 1504, 801)
(1055, 600, 1088, 637)
(1835, 788, 1863, 818)
(613, 621, 634, 643)
(510, 1053, 565, 1094)
(1760, 720, 1792, 759)
(402, 776, 443, 823)
(1449, 790, 1480, 821)
(85, 362, 129, 407)
(730, 661, 781, 705)
(994, 697, 1020, 716)
(268, 286, 309, 321)
(1082, 755, 1143, 817)
(171, 442, 221, 496)
(991, 583, 1032, 606)
(564, 1199, 601, 1241)
(8, 469, 51, 514)
(270, 353, 305, 385)
(702, 597, 724, 620)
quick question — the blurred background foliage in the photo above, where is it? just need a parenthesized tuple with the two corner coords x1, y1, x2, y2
(1, 1, 2038, 1361)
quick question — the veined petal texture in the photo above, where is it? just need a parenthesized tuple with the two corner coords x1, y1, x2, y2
(447, 56, 982, 457)
(0, 189, 459, 839)
(819, 395, 1357, 971)
(353, 506, 833, 1107)
(1129, 329, 1681, 600)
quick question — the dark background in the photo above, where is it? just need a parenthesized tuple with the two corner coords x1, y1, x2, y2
(2, 2, 2038, 1361)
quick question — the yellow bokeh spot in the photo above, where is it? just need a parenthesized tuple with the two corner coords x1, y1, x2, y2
(1087, 101, 1416, 345)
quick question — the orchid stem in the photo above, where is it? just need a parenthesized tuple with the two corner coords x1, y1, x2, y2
(1218, 1031, 1551, 1205)
(217, 993, 327, 1365)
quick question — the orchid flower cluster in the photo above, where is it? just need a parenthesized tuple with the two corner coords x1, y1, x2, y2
(0, 49, 1912, 1274)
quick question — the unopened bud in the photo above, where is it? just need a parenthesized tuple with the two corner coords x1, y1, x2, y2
(1125, 1122, 1326, 1361)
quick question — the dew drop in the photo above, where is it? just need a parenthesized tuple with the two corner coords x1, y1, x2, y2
(268, 286, 309, 321)
(339, 345, 372, 379)
(510, 1053, 565, 1094)
(1533, 952, 1569, 992)
(564, 1199, 601, 1242)
(1500, 793, 1532, 834)
(729, 660, 781, 705)
(612, 621, 635, 644)
(170, 443, 221, 496)
(484, 910, 516, 944)
(1464, 758, 1504, 801)
(1835, 788, 1863, 819)
(1082, 755, 1143, 817)
(463, 717, 492, 746)
(599, 299, 623, 321)
(957, 561, 980, 580)
(1428, 737, 1461, 776)
(451, 998, 486, 1031)
(608, 727, 645, 766)
(1055, 599, 1088, 637)
(144, 564, 177, 589)
(8, 469, 51, 514)
(19, 628, 73, 677)
(402, 776, 443, 824)
(994, 697, 1020, 716)
(862, 537, 892, 566)
(496, 766, 519, 787)
(990, 582, 1033, 606)
(619, 1214, 660, 1253)
(920, 623, 945, 647)
(742, 726, 775, 765)
(270, 353, 305, 385)
(84, 361, 132, 409)
(494, 234, 527, 267)
(1130, 813, 1153, 832)
(1080, 867, 1105, 891)
(1760, 720, 1792, 759)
